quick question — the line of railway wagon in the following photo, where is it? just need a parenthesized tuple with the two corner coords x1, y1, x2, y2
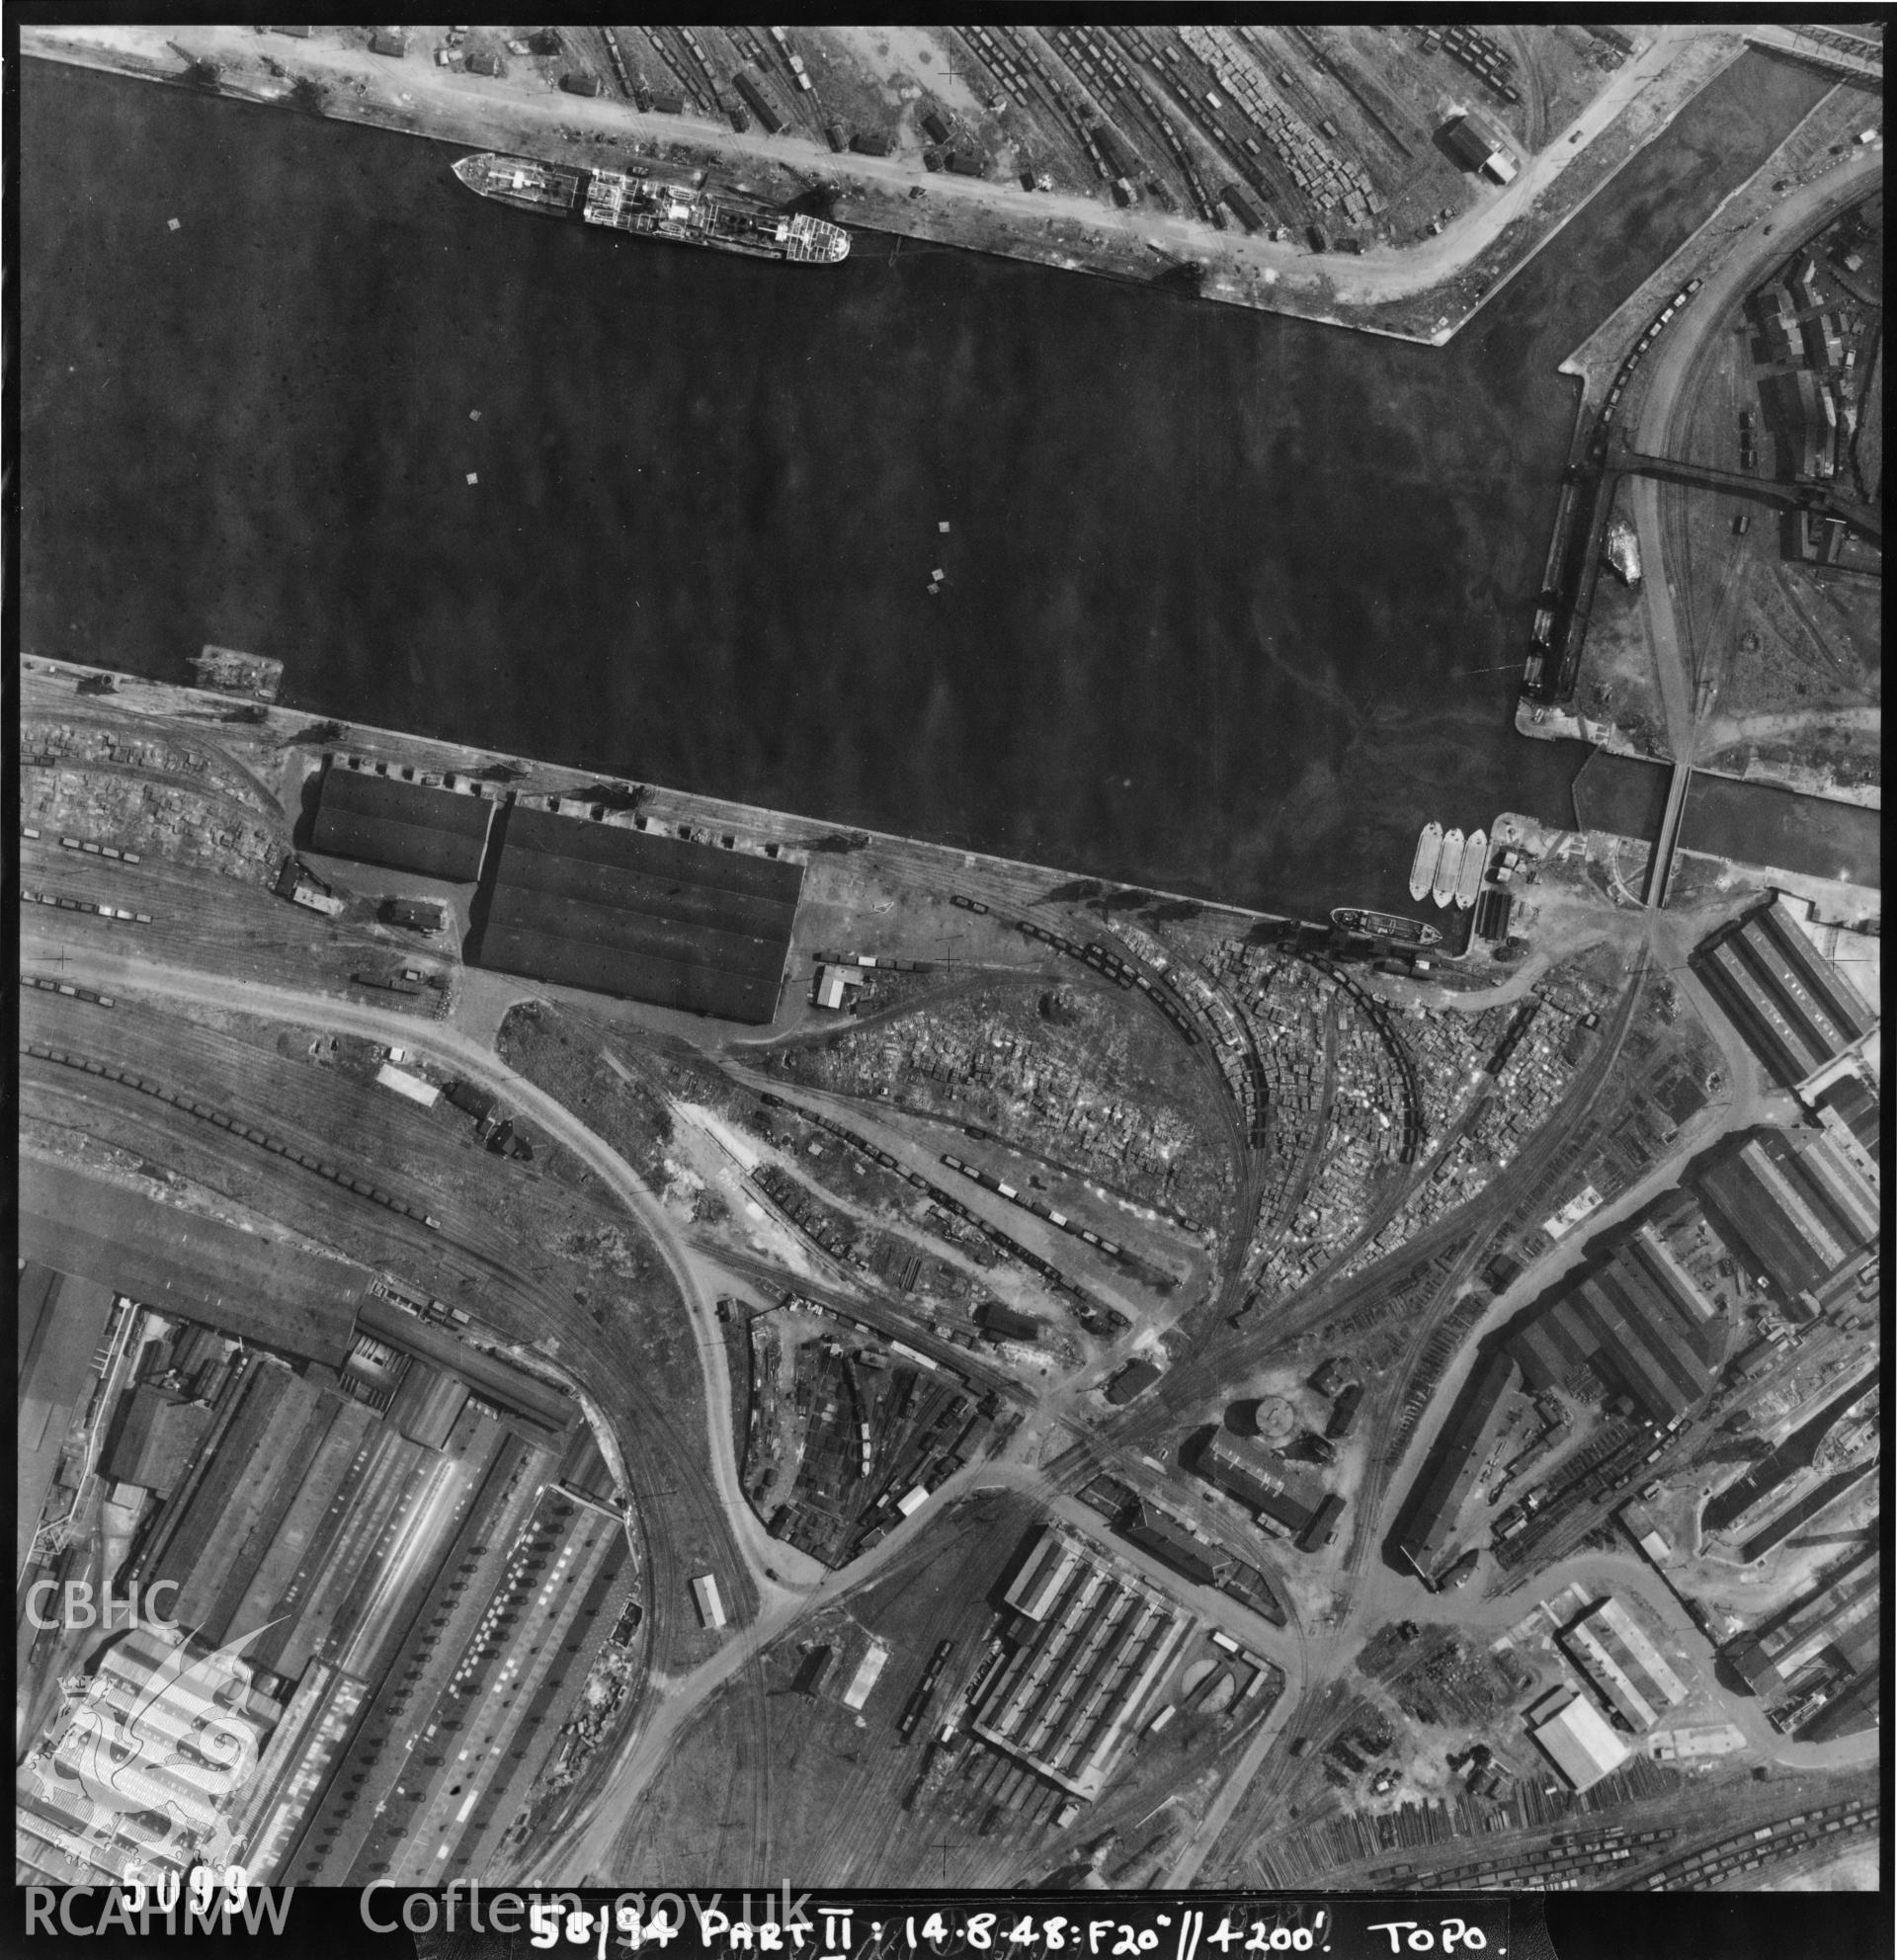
(758, 1092, 1129, 1334)
(22, 887, 152, 925)
(20, 1037, 442, 1231)
(938, 1153, 1126, 1260)
(1599, 276, 1705, 427)
(1632, 1797, 1878, 1891)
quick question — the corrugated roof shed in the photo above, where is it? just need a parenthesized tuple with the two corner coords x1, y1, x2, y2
(21, 1161, 362, 1371)
(102, 1385, 215, 1499)
(1563, 1597, 1688, 1729)
(1696, 1129, 1878, 1303)
(1396, 1353, 1520, 1573)
(473, 805, 801, 1023)
(1530, 1694, 1630, 1790)
(1106, 1358, 1161, 1405)
(1816, 1075, 1879, 1160)
(385, 1362, 471, 1451)
(1203, 1431, 1327, 1533)
(1124, 1510, 1227, 1587)
(312, 764, 493, 881)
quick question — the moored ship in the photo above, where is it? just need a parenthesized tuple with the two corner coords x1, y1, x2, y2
(1455, 828, 1488, 910)
(1332, 908, 1443, 946)
(1432, 828, 1465, 909)
(584, 167, 851, 262)
(1409, 822, 1443, 903)
(452, 152, 851, 264)
(453, 151, 583, 214)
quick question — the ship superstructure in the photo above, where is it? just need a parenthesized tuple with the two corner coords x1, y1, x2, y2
(453, 151, 583, 215)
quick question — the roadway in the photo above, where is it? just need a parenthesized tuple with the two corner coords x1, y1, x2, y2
(21, 643, 1878, 1890)
(27, 22, 1752, 322)
(17, 919, 805, 1868)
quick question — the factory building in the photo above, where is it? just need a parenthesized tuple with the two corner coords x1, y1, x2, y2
(101, 1382, 215, 1501)
(21, 1162, 364, 1373)
(1394, 1354, 1520, 1578)
(1504, 1223, 1719, 1423)
(1441, 111, 1518, 183)
(978, 1300, 1041, 1345)
(1693, 1126, 1878, 1311)
(1298, 1492, 1348, 1552)
(1199, 1431, 1329, 1538)
(1752, 286, 1802, 364)
(1121, 1505, 1232, 1589)
(1691, 899, 1875, 1090)
(1729, 1546, 1880, 1698)
(311, 761, 494, 881)
(1106, 1358, 1162, 1405)
(1814, 1072, 1879, 1168)
(842, 1640, 890, 1711)
(1529, 1692, 1630, 1792)
(383, 1360, 472, 1451)
(276, 1481, 632, 1884)
(976, 1523, 1194, 1799)
(471, 803, 803, 1024)
(1561, 1597, 1689, 1731)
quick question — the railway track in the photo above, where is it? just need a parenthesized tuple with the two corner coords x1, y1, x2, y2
(1343, 957, 1648, 1579)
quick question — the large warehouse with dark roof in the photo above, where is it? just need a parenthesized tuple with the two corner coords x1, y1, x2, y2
(1693, 1127, 1879, 1309)
(312, 762, 495, 881)
(471, 805, 802, 1023)
(1691, 899, 1875, 1090)
(1505, 1223, 1720, 1423)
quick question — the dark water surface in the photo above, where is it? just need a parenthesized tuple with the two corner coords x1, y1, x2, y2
(1682, 776, 1881, 889)
(21, 55, 1831, 918)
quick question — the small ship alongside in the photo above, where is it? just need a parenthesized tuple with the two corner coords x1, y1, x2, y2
(1332, 908, 1443, 947)
(453, 151, 850, 264)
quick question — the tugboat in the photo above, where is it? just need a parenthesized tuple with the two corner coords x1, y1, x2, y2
(1432, 828, 1465, 909)
(1409, 822, 1443, 904)
(1332, 908, 1443, 947)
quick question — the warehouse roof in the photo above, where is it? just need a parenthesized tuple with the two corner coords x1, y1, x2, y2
(312, 764, 493, 881)
(1396, 1353, 1520, 1574)
(21, 1160, 361, 1370)
(1817, 1074, 1879, 1160)
(1563, 1597, 1688, 1730)
(1124, 1507, 1230, 1588)
(1696, 1129, 1879, 1303)
(472, 806, 801, 1024)
(1530, 1693, 1630, 1790)
(1691, 899, 1874, 1089)
(1106, 1358, 1162, 1405)
(1202, 1432, 1327, 1533)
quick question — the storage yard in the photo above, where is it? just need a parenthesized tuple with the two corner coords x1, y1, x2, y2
(433, 23, 1628, 260)
(14, 638, 1880, 1893)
